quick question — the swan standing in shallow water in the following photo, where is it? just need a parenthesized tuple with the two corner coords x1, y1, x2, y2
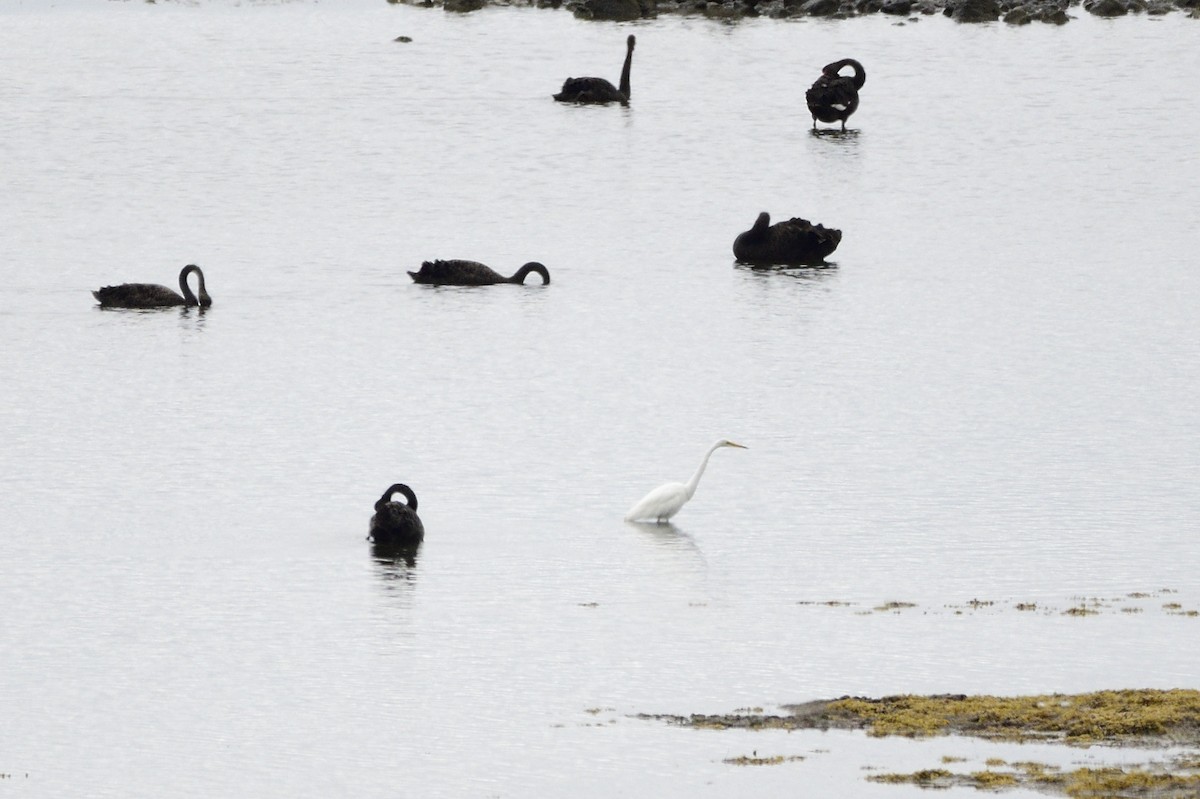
(733, 212, 842, 266)
(408, 260, 550, 286)
(554, 35, 635, 106)
(369, 484, 425, 546)
(625, 440, 747, 523)
(805, 58, 866, 132)
(93, 264, 212, 308)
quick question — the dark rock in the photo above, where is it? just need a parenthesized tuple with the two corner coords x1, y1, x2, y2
(444, 0, 484, 11)
(703, 1, 745, 16)
(944, 0, 1000, 20)
(572, 0, 644, 17)
(1033, 0, 1071, 20)
(1084, 0, 1128, 14)
(1003, 0, 1070, 21)
(798, 0, 841, 14)
(881, 0, 913, 12)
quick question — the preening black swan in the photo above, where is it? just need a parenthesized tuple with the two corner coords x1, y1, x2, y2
(733, 212, 842, 266)
(369, 483, 425, 546)
(93, 264, 212, 308)
(408, 260, 551, 286)
(554, 35, 635, 106)
(805, 58, 866, 132)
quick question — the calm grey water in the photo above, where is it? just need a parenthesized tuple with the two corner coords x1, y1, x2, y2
(1, 1, 1198, 795)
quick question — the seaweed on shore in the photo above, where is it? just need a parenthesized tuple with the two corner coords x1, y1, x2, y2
(639, 690, 1200, 796)
(641, 689, 1200, 747)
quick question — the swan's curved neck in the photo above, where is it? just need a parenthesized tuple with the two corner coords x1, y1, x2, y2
(377, 483, 418, 512)
(393, 484, 418, 511)
(178, 265, 198, 305)
(684, 442, 724, 499)
(619, 37, 635, 99)
(178, 264, 209, 307)
(835, 58, 866, 89)
(510, 263, 550, 285)
(849, 61, 865, 89)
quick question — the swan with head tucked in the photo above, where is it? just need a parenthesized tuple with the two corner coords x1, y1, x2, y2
(805, 58, 866, 132)
(369, 483, 425, 546)
(408, 260, 550, 286)
(93, 264, 212, 308)
(554, 35, 635, 106)
(624, 439, 747, 524)
(733, 212, 842, 266)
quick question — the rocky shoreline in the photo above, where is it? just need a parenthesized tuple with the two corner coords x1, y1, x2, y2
(390, 0, 1199, 24)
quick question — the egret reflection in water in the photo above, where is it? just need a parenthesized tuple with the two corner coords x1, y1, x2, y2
(626, 520, 700, 552)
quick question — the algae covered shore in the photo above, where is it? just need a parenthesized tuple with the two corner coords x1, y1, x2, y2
(642, 690, 1200, 796)
(389, 0, 1200, 26)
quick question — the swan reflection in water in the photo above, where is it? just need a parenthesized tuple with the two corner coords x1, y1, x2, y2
(809, 127, 862, 142)
(734, 261, 839, 279)
(372, 540, 421, 571)
(369, 538, 421, 612)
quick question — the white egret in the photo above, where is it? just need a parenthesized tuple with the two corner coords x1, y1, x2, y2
(624, 439, 747, 523)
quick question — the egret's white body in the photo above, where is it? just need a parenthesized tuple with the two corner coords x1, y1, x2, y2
(624, 439, 747, 523)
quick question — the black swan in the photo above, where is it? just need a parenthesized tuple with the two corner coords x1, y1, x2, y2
(554, 35, 635, 106)
(369, 483, 425, 546)
(733, 212, 842, 266)
(93, 264, 212, 308)
(408, 260, 550, 286)
(805, 58, 866, 132)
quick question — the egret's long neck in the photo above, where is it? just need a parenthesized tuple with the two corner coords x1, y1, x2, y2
(684, 443, 722, 499)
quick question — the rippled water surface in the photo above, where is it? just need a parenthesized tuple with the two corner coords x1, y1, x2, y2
(1, 2, 1198, 796)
